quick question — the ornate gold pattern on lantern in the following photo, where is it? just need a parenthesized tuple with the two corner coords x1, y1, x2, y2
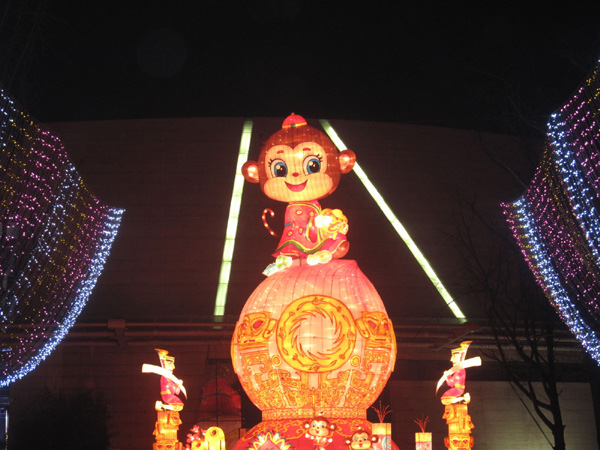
(231, 260, 396, 420)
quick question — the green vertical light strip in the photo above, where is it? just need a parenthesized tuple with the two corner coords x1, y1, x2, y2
(214, 119, 254, 316)
(319, 119, 466, 321)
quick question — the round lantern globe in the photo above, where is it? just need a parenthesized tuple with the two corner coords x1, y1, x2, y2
(231, 259, 396, 421)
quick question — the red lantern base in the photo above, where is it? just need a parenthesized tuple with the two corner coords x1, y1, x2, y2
(233, 419, 399, 450)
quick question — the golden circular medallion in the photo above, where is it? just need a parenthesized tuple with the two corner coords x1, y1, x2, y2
(276, 295, 356, 372)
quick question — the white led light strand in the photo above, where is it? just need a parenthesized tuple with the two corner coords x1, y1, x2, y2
(319, 119, 466, 321)
(548, 113, 600, 266)
(214, 120, 254, 316)
(508, 199, 600, 363)
(0, 208, 123, 387)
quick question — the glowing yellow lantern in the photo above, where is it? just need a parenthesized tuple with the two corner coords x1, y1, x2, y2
(415, 432, 432, 450)
(190, 427, 226, 450)
(413, 415, 431, 450)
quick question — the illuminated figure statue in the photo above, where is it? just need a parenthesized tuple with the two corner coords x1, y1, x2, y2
(232, 115, 398, 450)
(437, 342, 480, 450)
(153, 348, 186, 411)
(436, 341, 481, 405)
(242, 113, 356, 275)
(142, 349, 187, 450)
(187, 426, 226, 450)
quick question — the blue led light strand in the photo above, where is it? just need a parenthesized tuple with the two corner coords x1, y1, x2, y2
(503, 57, 600, 365)
(503, 199, 600, 363)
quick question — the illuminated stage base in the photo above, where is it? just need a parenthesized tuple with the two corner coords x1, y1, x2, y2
(237, 419, 398, 450)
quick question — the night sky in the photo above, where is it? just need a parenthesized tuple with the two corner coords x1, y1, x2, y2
(2, 1, 600, 135)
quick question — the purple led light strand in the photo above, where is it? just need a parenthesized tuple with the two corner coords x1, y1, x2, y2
(554, 62, 600, 197)
(548, 61, 600, 266)
(503, 58, 600, 364)
(522, 149, 600, 322)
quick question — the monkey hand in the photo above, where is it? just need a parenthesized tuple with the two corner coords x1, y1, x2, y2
(317, 209, 348, 238)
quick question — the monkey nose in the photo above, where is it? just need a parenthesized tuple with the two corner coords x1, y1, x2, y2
(292, 172, 300, 177)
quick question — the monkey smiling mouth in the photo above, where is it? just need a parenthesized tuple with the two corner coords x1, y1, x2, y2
(285, 180, 307, 192)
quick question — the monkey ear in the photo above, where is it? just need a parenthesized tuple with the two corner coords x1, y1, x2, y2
(242, 161, 260, 183)
(338, 150, 356, 173)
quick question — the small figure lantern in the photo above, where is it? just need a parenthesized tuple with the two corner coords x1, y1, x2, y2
(142, 349, 187, 450)
(437, 342, 481, 450)
(436, 341, 481, 405)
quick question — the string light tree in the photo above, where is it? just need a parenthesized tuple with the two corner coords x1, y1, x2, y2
(0, 86, 124, 388)
(231, 114, 398, 450)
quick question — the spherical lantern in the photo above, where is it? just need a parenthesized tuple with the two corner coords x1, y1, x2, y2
(231, 260, 396, 449)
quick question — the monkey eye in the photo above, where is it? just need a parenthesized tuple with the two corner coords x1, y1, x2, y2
(303, 156, 322, 175)
(270, 160, 288, 178)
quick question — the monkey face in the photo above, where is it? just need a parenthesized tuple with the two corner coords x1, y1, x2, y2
(308, 419, 333, 438)
(262, 141, 334, 202)
(350, 432, 372, 450)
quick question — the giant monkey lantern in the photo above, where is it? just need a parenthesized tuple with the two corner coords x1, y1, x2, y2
(231, 114, 398, 450)
(242, 113, 356, 275)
